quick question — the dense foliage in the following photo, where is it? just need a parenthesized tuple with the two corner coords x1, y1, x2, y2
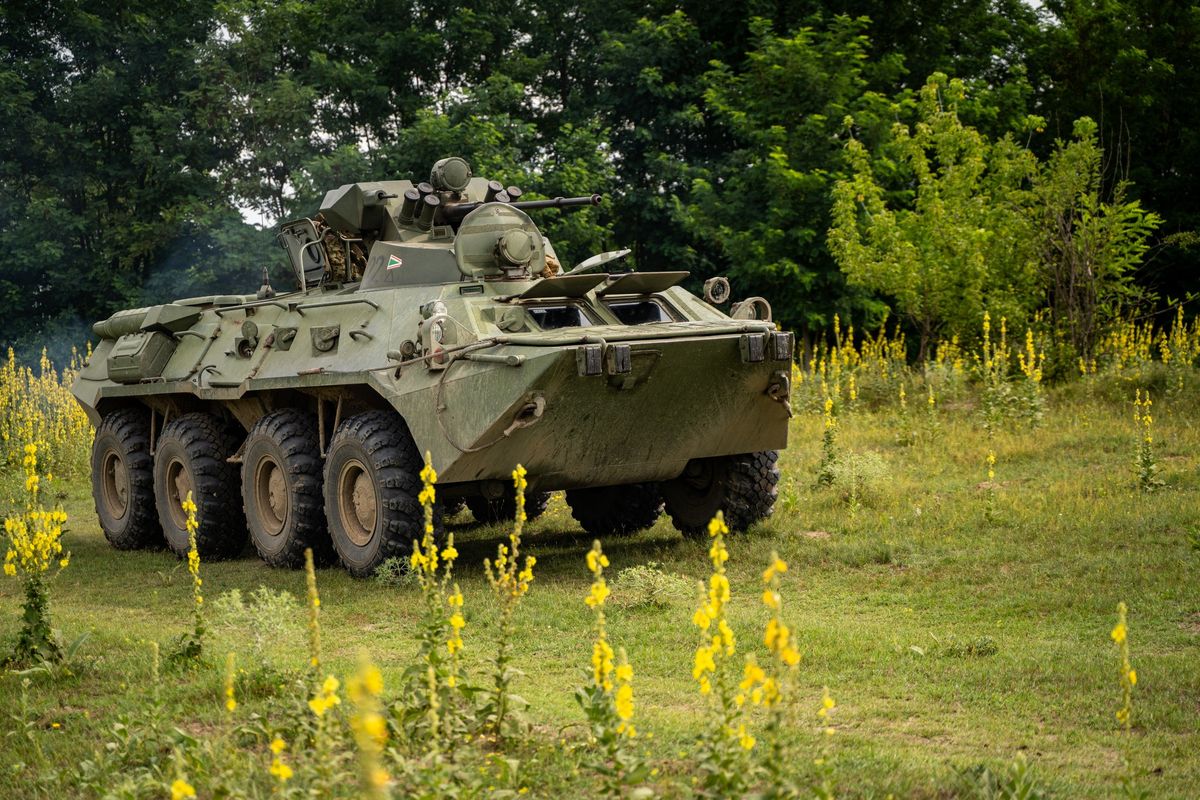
(1, 0, 1196, 362)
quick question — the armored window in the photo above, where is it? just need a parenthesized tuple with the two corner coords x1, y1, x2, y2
(526, 304, 595, 330)
(605, 298, 677, 325)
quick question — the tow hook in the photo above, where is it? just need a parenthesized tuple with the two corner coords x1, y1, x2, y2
(767, 371, 793, 417)
(502, 394, 546, 437)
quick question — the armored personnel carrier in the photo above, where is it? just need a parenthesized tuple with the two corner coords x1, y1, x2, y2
(72, 157, 792, 576)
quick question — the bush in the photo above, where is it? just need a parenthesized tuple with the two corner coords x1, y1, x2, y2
(211, 587, 304, 671)
(610, 562, 693, 609)
(827, 450, 889, 507)
(372, 556, 417, 589)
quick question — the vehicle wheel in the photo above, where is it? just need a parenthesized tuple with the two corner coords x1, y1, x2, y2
(241, 409, 331, 568)
(91, 407, 162, 550)
(154, 412, 248, 559)
(465, 489, 550, 526)
(661, 451, 780, 538)
(323, 410, 433, 578)
(566, 483, 663, 537)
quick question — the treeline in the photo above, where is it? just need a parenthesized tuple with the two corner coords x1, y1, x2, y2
(1, 0, 1196, 365)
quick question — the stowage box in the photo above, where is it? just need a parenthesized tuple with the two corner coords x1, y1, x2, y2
(106, 331, 177, 383)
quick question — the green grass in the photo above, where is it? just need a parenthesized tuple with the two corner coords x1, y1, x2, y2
(0, 394, 1197, 798)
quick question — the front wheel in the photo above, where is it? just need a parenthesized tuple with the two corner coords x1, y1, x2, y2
(91, 407, 161, 550)
(323, 410, 430, 577)
(660, 451, 780, 538)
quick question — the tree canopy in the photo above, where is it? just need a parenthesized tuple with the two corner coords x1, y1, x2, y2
(1, 0, 1195, 364)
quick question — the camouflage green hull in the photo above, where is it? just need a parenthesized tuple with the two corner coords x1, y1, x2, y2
(391, 325, 790, 490)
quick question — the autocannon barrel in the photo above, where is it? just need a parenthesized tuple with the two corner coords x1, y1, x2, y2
(440, 194, 602, 226)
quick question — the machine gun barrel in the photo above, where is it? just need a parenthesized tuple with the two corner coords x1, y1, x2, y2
(440, 194, 601, 226)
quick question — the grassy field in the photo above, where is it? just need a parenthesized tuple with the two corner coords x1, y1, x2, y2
(0, 392, 1197, 798)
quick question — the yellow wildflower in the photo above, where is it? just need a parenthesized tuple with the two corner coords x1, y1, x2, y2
(269, 759, 293, 782)
(737, 724, 756, 751)
(615, 683, 634, 721)
(171, 779, 196, 800)
(585, 578, 610, 608)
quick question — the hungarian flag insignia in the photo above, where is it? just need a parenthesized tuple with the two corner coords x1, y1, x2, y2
(386, 254, 403, 270)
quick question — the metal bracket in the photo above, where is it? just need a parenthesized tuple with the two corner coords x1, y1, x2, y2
(316, 396, 343, 458)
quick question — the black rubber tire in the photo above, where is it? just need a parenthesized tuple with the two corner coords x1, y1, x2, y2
(154, 412, 248, 559)
(661, 451, 780, 538)
(566, 483, 663, 537)
(241, 409, 331, 568)
(91, 407, 162, 550)
(323, 410, 434, 578)
(465, 489, 550, 526)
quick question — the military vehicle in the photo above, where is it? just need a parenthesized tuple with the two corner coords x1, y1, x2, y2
(72, 157, 792, 576)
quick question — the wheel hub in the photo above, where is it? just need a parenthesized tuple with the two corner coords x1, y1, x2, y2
(101, 449, 130, 521)
(253, 455, 289, 536)
(165, 457, 194, 531)
(338, 460, 377, 546)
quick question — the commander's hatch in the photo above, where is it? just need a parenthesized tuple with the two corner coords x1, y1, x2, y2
(596, 271, 688, 296)
(514, 274, 608, 300)
(277, 218, 328, 291)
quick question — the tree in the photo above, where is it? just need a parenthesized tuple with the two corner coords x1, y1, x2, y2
(0, 0, 256, 363)
(829, 75, 1042, 357)
(1033, 117, 1161, 357)
(686, 16, 900, 336)
(1030, 0, 1200, 303)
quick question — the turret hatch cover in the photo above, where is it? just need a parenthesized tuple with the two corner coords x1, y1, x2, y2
(516, 274, 608, 299)
(595, 271, 689, 296)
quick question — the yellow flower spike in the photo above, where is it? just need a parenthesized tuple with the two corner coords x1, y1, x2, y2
(305, 548, 322, 671)
(269, 758, 294, 782)
(170, 779, 197, 800)
(737, 724, 756, 751)
(1113, 602, 1136, 732)
(224, 652, 237, 713)
(615, 682, 634, 721)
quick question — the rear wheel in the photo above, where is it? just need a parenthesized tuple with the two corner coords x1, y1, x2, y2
(323, 410, 431, 578)
(566, 483, 663, 537)
(241, 409, 331, 568)
(91, 407, 161, 550)
(465, 489, 549, 526)
(661, 451, 780, 538)
(154, 412, 248, 559)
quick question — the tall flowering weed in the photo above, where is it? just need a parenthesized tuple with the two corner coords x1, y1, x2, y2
(691, 512, 754, 795)
(2, 442, 70, 660)
(0, 348, 92, 479)
(406, 453, 467, 738)
(575, 541, 648, 796)
(483, 464, 537, 739)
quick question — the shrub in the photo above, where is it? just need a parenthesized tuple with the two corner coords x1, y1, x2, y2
(211, 587, 303, 672)
(610, 562, 692, 609)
